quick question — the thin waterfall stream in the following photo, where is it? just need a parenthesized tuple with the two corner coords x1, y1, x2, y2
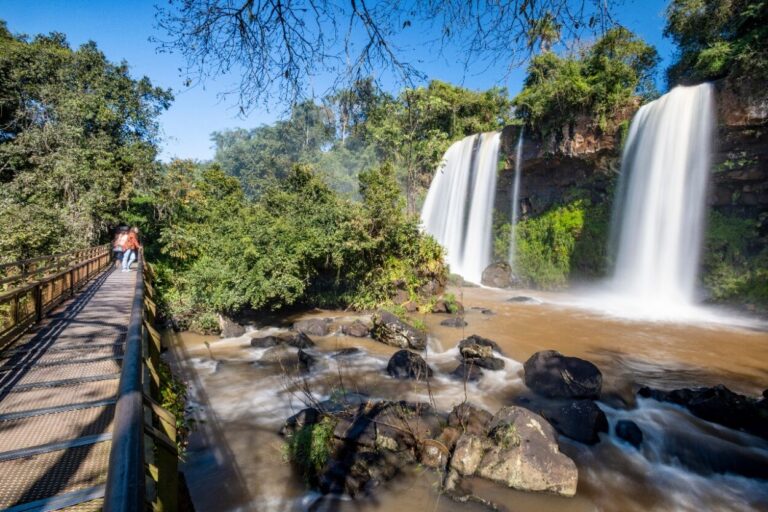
(509, 129, 524, 268)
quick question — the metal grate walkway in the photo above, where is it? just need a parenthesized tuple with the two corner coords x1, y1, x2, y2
(0, 268, 136, 511)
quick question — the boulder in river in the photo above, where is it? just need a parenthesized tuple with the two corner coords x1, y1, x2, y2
(615, 420, 643, 448)
(539, 399, 609, 445)
(458, 336, 505, 371)
(481, 262, 515, 288)
(638, 384, 768, 440)
(293, 318, 331, 337)
(386, 350, 433, 380)
(447, 403, 492, 436)
(523, 350, 602, 399)
(440, 317, 468, 328)
(342, 320, 370, 338)
(449, 361, 483, 382)
(457, 334, 503, 355)
(450, 406, 578, 497)
(250, 333, 293, 348)
(371, 310, 427, 350)
(431, 298, 464, 314)
(218, 314, 245, 338)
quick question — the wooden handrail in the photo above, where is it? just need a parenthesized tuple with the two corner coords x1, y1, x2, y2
(0, 244, 113, 350)
(105, 251, 179, 511)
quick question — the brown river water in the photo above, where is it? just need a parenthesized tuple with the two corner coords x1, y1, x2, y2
(166, 286, 768, 512)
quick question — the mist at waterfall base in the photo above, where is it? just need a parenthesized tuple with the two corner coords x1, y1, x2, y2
(420, 132, 501, 284)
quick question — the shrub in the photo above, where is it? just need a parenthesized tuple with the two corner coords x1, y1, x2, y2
(283, 416, 337, 484)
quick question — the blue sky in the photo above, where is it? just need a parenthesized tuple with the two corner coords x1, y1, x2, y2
(1, 0, 674, 161)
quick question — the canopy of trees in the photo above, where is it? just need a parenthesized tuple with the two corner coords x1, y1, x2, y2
(0, 22, 172, 261)
(213, 79, 512, 209)
(665, 0, 768, 86)
(513, 27, 658, 138)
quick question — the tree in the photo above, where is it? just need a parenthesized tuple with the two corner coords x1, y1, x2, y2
(0, 22, 172, 261)
(155, 0, 619, 111)
(665, 0, 768, 85)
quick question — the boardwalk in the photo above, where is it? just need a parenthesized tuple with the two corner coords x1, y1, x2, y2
(0, 268, 136, 511)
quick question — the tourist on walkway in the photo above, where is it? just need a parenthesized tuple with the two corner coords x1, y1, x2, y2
(121, 227, 142, 272)
(112, 227, 129, 269)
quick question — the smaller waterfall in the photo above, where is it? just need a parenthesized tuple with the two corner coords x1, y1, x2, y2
(421, 132, 501, 283)
(508, 129, 524, 267)
(610, 83, 715, 307)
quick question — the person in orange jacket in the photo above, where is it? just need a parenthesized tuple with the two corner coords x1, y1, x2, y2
(121, 227, 142, 272)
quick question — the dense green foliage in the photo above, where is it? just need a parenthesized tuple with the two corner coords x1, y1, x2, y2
(514, 27, 658, 140)
(665, 0, 768, 85)
(213, 80, 512, 208)
(0, 22, 172, 262)
(135, 160, 445, 326)
(702, 211, 768, 305)
(507, 198, 610, 289)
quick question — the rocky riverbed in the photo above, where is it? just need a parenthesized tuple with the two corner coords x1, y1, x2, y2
(168, 286, 768, 512)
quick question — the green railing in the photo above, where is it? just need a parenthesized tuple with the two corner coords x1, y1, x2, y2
(0, 245, 112, 349)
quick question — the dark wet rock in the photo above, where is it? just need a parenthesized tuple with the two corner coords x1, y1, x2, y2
(539, 399, 608, 445)
(293, 318, 330, 337)
(459, 340, 505, 371)
(342, 320, 370, 338)
(448, 403, 492, 436)
(371, 310, 427, 350)
(638, 384, 768, 440)
(250, 333, 292, 348)
(481, 262, 516, 288)
(318, 392, 370, 413)
(457, 334, 503, 355)
(261, 345, 300, 366)
(332, 347, 362, 358)
(288, 331, 315, 349)
(440, 317, 467, 328)
(523, 350, 602, 399)
(432, 298, 464, 314)
(459, 343, 493, 360)
(449, 362, 483, 382)
(386, 350, 433, 380)
(306, 400, 444, 496)
(507, 296, 540, 303)
(218, 314, 245, 338)
(280, 407, 321, 436)
(481, 309, 495, 315)
(298, 348, 318, 371)
(451, 406, 578, 497)
(615, 420, 643, 448)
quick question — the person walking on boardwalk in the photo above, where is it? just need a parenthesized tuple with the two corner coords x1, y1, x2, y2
(112, 226, 129, 269)
(121, 227, 142, 272)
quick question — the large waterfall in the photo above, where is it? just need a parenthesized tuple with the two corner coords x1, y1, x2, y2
(610, 83, 715, 306)
(421, 132, 501, 283)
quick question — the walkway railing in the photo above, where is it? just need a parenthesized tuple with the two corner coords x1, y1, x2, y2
(105, 251, 179, 511)
(0, 245, 112, 349)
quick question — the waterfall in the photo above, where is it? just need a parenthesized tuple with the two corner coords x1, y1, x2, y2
(610, 83, 714, 306)
(508, 129, 524, 267)
(421, 132, 501, 283)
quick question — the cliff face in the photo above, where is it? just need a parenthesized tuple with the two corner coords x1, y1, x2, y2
(495, 82, 767, 302)
(497, 82, 768, 224)
(711, 79, 768, 219)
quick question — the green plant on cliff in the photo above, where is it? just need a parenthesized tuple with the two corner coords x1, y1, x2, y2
(665, 0, 768, 85)
(702, 211, 768, 305)
(513, 199, 610, 289)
